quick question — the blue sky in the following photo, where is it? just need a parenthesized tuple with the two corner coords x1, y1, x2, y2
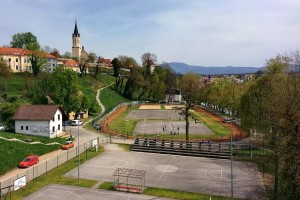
(1, 0, 299, 67)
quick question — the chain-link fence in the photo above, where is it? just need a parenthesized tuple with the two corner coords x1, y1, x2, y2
(0, 137, 99, 196)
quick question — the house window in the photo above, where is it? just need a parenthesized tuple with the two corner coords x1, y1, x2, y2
(29, 66, 32, 70)
(16, 65, 18, 70)
(58, 114, 60, 121)
(16, 58, 18, 62)
(53, 117, 55, 121)
(8, 58, 11, 62)
(58, 124, 60, 131)
(26, 126, 28, 130)
(21, 126, 23, 130)
(52, 126, 55, 133)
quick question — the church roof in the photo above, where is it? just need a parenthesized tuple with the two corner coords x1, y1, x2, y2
(73, 21, 80, 36)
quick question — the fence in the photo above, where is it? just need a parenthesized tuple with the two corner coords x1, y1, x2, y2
(0, 137, 99, 196)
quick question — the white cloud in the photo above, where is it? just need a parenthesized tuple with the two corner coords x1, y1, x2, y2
(1, 0, 300, 66)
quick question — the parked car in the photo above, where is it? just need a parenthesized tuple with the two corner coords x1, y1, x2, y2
(71, 120, 83, 126)
(18, 155, 39, 168)
(0, 124, 6, 131)
(61, 140, 75, 150)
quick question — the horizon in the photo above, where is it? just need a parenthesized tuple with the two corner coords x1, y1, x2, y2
(1, 0, 299, 67)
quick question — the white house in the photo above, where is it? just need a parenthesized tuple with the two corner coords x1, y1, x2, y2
(12, 105, 67, 138)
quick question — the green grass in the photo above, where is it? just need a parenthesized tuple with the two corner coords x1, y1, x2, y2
(117, 143, 131, 151)
(0, 139, 61, 175)
(0, 131, 66, 144)
(99, 85, 130, 115)
(98, 182, 239, 200)
(109, 109, 138, 136)
(192, 110, 230, 137)
(6, 73, 36, 96)
(12, 146, 105, 200)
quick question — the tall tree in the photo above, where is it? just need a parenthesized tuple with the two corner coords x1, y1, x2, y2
(177, 72, 204, 140)
(10, 32, 40, 50)
(141, 52, 157, 76)
(0, 61, 12, 96)
(240, 53, 300, 200)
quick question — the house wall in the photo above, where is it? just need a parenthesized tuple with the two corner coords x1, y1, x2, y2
(44, 58, 57, 72)
(15, 109, 64, 138)
(0, 54, 22, 72)
(166, 94, 182, 102)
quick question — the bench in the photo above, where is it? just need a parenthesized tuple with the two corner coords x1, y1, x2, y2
(115, 185, 142, 193)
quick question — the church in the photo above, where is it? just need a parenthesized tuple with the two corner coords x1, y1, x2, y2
(72, 21, 88, 60)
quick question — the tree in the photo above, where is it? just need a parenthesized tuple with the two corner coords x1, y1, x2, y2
(79, 53, 88, 77)
(10, 32, 46, 77)
(0, 61, 12, 96)
(240, 53, 300, 200)
(141, 52, 157, 76)
(88, 52, 97, 63)
(177, 72, 204, 141)
(111, 57, 120, 78)
(10, 32, 40, 50)
(62, 51, 72, 58)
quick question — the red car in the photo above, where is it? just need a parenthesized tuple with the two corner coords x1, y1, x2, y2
(61, 140, 75, 150)
(19, 155, 39, 168)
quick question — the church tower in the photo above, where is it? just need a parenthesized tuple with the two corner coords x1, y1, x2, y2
(72, 21, 81, 60)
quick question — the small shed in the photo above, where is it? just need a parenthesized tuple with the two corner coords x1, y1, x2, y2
(113, 168, 146, 193)
(12, 105, 68, 138)
(166, 88, 182, 102)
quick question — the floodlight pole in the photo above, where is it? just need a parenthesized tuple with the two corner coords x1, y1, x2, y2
(230, 122, 233, 199)
(78, 124, 80, 183)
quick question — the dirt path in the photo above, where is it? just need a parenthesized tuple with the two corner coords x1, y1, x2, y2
(194, 105, 248, 141)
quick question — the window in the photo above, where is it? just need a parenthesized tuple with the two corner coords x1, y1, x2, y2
(21, 126, 23, 130)
(52, 126, 55, 133)
(58, 114, 60, 121)
(8, 58, 11, 62)
(26, 126, 28, 130)
(53, 117, 55, 121)
(16, 58, 18, 62)
(16, 65, 18, 70)
(58, 124, 60, 131)
(29, 66, 32, 70)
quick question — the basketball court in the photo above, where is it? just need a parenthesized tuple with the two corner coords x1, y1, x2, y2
(24, 184, 171, 200)
(64, 150, 266, 199)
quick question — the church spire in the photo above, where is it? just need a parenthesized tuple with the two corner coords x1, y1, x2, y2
(73, 20, 80, 36)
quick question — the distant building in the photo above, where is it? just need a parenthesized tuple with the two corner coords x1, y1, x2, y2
(0, 47, 57, 73)
(166, 88, 182, 102)
(12, 105, 68, 138)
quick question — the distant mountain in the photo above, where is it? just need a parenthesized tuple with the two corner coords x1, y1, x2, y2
(168, 62, 261, 75)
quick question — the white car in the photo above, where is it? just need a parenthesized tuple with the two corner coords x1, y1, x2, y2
(0, 124, 6, 131)
(71, 120, 83, 126)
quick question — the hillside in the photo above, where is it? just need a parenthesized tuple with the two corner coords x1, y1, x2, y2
(168, 62, 261, 75)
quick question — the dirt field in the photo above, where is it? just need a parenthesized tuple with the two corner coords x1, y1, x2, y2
(164, 105, 185, 110)
(139, 104, 161, 110)
(194, 105, 248, 141)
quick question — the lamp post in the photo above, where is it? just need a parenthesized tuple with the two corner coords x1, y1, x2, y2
(77, 123, 80, 183)
(230, 122, 233, 199)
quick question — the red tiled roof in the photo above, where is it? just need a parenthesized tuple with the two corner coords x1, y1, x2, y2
(64, 59, 79, 67)
(98, 58, 112, 66)
(0, 47, 26, 56)
(0, 47, 56, 59)
(12, 105, 62, 121)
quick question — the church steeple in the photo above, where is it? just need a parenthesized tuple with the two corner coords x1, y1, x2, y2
(72, 20, 81, 59)
(73, 20, 80, 37)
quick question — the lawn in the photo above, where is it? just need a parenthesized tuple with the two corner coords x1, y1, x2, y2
(99, 85, 130, 115)
(0, 131, 66, 175)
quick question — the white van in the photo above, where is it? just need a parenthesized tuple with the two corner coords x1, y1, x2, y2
(71, 120, 83, 126)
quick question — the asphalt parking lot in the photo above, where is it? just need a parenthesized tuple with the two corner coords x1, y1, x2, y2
(65, 150, 265, 199)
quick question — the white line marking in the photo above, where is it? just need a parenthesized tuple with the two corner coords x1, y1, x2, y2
(155, 155, 176, 185)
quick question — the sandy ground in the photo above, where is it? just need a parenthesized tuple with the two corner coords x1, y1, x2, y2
(139, 105, 161, 110)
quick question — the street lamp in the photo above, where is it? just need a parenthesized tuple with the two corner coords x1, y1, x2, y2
(77, 123, 80, 183)
(230, 122, 233, 199)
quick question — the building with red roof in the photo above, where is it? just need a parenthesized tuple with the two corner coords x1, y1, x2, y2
(0, 47, 57, 73)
